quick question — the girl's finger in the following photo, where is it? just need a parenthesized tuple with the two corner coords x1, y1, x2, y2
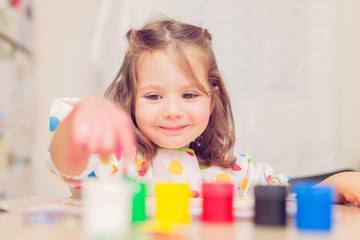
(115, 114, 136, 162)
(74, 121, 91, 148)
(99, 126, 116, 157)
(70, 109, 92, 150)
(88, 121, 105, 154)
(66, 142, 91, 174)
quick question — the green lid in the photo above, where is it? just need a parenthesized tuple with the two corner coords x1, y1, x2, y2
(132, 182, 147, 223)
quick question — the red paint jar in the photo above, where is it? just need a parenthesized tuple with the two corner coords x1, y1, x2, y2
(201, 182, 234, 223)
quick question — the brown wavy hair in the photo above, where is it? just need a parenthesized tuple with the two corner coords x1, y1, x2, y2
(104, 16, 235, 172)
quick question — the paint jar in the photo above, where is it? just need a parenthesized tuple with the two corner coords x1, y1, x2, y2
(155, 182, 191, 223)
(132, 181, 147, 224)
(83, 179, 131, 238)
(295, 182, 334, 231)
(254, 185, 286, 226)
(202, 182, 234, 223)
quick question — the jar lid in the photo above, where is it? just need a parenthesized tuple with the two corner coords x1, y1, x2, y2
(202, 182, 234, 197)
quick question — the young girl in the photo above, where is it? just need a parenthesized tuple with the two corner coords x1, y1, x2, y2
(48, 17, 360, 203)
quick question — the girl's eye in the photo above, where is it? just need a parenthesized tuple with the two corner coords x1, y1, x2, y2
(183, 93, 198, 99)
(145, 94, 162, 101)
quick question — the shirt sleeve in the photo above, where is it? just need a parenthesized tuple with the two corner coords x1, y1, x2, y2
(46, 97, 96, 187)
(199, 153, 290, 199)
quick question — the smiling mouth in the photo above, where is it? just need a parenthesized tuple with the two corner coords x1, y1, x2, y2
(159, 125, 187, 132)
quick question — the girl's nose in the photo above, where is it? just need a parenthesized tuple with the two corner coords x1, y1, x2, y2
(162, 98, 184, 119)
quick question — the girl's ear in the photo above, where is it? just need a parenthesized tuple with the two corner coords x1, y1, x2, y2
(210, 85, 220, 112)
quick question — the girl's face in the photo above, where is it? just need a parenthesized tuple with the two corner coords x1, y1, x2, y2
(135, 50, 212, 149)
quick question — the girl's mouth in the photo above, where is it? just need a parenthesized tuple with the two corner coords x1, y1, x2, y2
(159, 125, 187, 132)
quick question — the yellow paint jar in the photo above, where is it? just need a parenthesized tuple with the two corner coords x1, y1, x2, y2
(155, 182, 190, 224)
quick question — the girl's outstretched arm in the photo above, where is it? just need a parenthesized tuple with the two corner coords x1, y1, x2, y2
(50, 98, 136, 176)
(320, 171, 360, 206)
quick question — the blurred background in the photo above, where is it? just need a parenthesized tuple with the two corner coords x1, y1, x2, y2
(0, 0, 359, 199)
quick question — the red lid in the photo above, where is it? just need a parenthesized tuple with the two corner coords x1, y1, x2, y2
(202, 182, 234, 197)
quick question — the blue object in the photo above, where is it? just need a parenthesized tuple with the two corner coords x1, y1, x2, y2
(49, 116, 60, 132)
(88, 171, 97, 178)
(294, 181, 334, 231)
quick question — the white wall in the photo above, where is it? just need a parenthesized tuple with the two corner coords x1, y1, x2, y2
(337, 0, 360, 170)
(30, 0, 360, 197)
(31, 0, 102, 197)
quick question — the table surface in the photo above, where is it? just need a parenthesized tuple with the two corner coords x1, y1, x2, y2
(1, 196, 360, 240)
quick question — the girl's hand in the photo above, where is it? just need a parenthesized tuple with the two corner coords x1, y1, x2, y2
(320, 172, 360, 206)
(51, 98, 136, 175)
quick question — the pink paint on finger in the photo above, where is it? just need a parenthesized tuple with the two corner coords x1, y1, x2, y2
(115, 150, 122, 161)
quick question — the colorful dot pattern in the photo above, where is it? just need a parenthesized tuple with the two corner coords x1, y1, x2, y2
(233, 163, 241, 171)
(133, 149, 289, 199)
(99, 155, 111, 165)
(49, 116, 60, 132)
(241, 178, 248, 190)
(199, 163, 211, 170)
(136, 157, 142, 168)
(168, 160, 183, 175)
(191, 190, 200, 198)
(216, 173, 231, 183)
(138, 162, 147, 177)
(186, 151, 194, 156)
(112, 165, 118, 174)
(88, 171, 96, 178)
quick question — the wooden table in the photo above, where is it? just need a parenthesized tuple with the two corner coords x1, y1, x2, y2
(1, 196, 360, 240)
